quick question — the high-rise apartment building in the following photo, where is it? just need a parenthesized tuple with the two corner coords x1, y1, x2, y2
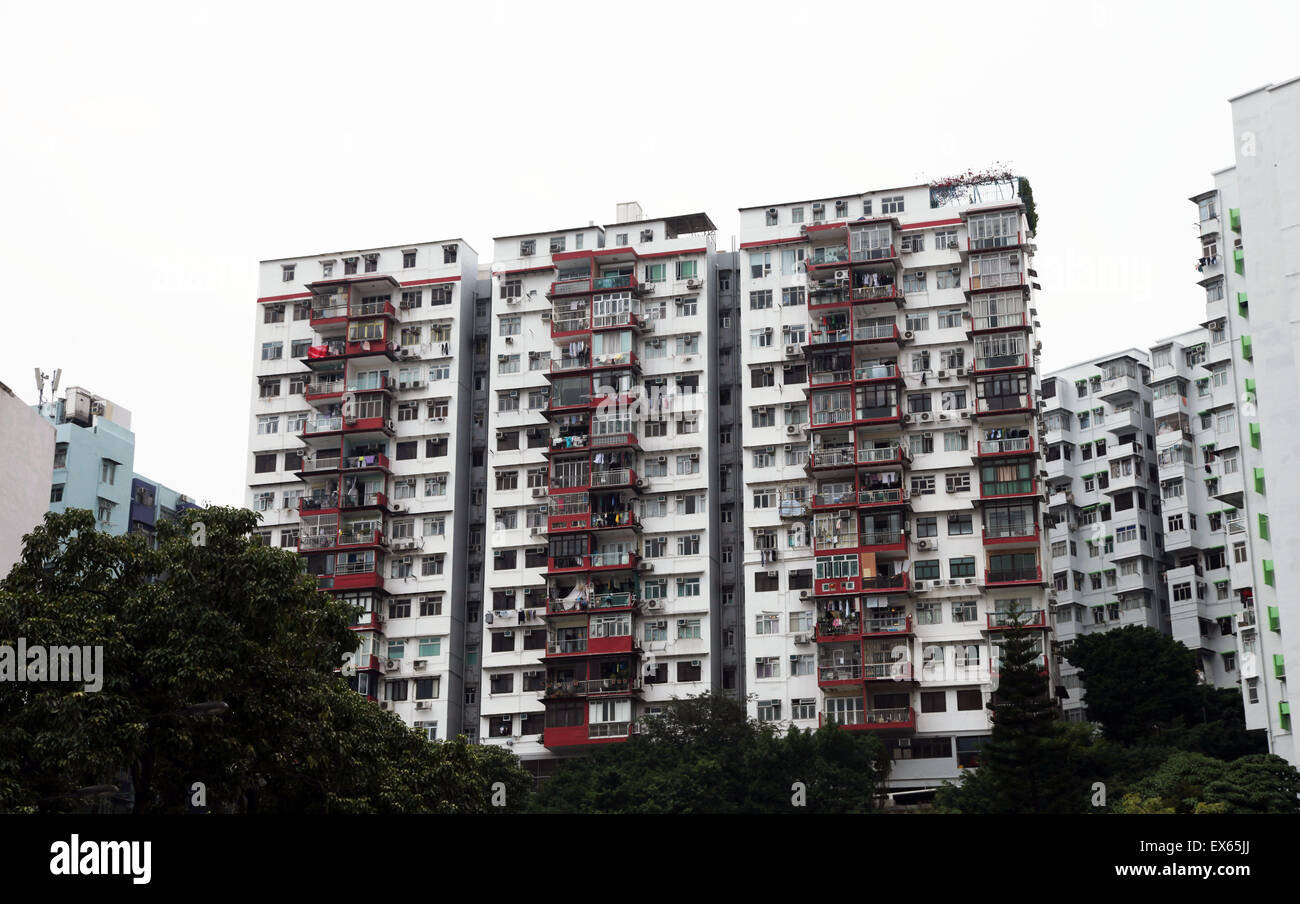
(478, 205, 725, 767)
(247, 240, 480, 742)
(1216, 78, 1300, 761)
(737, 179, 1051, 786)
(1040, 352, 1167, 715)
(0, 381, 55, 577)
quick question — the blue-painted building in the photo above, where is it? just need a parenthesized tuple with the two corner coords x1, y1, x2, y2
(41, 386, 198, 539)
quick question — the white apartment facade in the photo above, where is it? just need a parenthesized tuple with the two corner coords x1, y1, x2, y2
(1041, 352, 1168, 715)
(1217, 78, 1300, 762)
(246, 240, 479, 741)
(737, 180, 1052, 786)
(479, 205, 723, 763)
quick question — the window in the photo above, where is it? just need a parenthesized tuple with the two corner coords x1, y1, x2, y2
(956, 689, 982, 711)
(281, 265, 295, 283)
(261, 342, 283, 361)
(881, 195, 904, 215)
(749, 290, 773, 310)
(947, 513, 973, 535)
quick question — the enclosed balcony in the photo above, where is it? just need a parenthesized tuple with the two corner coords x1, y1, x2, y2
(819, 705, 915, 732)
(985, 609, 1048, 630)
(983, 559, 1043, 587)
(974, 393, 1033, 417)
(546, 493, 641, 534)
(974, 434, 1034, 458)
(545, 590, 639, 617)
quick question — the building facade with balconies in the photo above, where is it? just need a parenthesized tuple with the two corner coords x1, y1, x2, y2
(737, 179, 1052, 787)
(479, 204, 722, 765)
(1041, 352, 1168, 715)
(1213, 78, 1300, 764)
(246, 240, 480, 742)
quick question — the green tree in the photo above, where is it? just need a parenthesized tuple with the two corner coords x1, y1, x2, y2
(937, 603, 1088, 813)
(0, 507, 529, 813)
(529, 691, 888, 814)
(1063, 626, 1202, 746)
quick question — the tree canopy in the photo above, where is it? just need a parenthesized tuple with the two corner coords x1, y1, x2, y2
(528, 691, 890, 814)
(0, 507, 530, 813)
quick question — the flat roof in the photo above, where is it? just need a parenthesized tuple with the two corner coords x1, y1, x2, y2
(1044, 348, 1151, 376)
(604, 212, 717, 236)
(261, 238, 475, 265)
(739, 183, 930, 212)
(493, 224, 605, 242)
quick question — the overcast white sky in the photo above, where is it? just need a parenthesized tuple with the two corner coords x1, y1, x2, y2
(1, 0, 1295, 506)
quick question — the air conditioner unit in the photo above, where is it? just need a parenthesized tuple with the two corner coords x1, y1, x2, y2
(415, 701, 432, 710)
(811, 202, 825, 211)
(646, 599, 663, 610)
(916, 539, 934, 550)
(385, 659, 400, 671)
(690, 660, 701, 667)
(963, 578, 974, 585)
(914, 580, 927, 591)
(902, 413, 913, 423)
(531, 487, 546, 498)
(903, 330, 915, 341)
(946, 238, 959, 249)
(783, 444, 792, 452)
(540, 311, 551, 321)
(767, 570, 778, 578)
(391, 504, 405, 513)
(834, 270, 849, 281)
(794, 633, 811, 644)
(689, 452, 699, 460)
(920, 412, 932, 421)
(413, 659, 428, 670)
(799, 590, 809, 600)
(785, 344, 799, 356)
(937, 370, 947, 379)
(640, 562, 653, 572)
(786, 424, 799, 435)
(687, 278, 703, 289)
(938, 413, 949, 420)
(955, 367, 966, 376)
(380, 701, 392, 710)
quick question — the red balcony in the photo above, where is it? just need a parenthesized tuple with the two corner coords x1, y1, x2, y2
(341, 490, 389, 511)
(819, 706, 916, 732)
(349, 611, 384, 632)
(864, 660, 914, 681)
(543, 676, 642, 698)
(348, 298, 398, 319)
(348, 653, 385, 672)
(304, 377, 345, 403)
(982, 523, 1040, 546)
(975, 437, 1035, 458)
(817, 663, 864, 686)
(859, 486, 908, 508)
(545, 592, 638, 616)
(974, 394, 1033, 417)
(966, 230, 1024, 253)
(971, 353, 1031, 374)
(814, 573, 909, 596)
(969, 310, 1029, 334)
(982, 566, 1044, 587)
(340, 451, 391, 474)
(853, 322, 903, 348)
(547, 273, 640, 298)
(546, 509, 641, 534)
(320, 570, 385, 592)
(543, 723, 633, 749)
(978, 479, 1038, 501)
(545, 633, 641, 658)
(546, 552, 641, 575)
(985, 609, 1048, 630)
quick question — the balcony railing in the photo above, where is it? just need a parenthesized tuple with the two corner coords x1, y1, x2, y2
(811, 447, 855, 467)
(809, 329, 852, 345)
(552, 315, 590, 333)
(864, 706, 914, 725)
(854, 323, 899, 342)
(969, 270, 1024, 290)
(859, 487, 905, 506)
(984, 566, 1042, 585)
(860, 573, 909, 592)
(590, 551, 636, 568)
(859, 444, 905, 464)
(547, 592, 635, 613)
(971, 312, 1028, 331)
(350, 298, 396, 318)
(818, 664, 862, 681)
(305, 416, 343, 434)
(341, 491, 388, 509)
(974, 353, 1029, 372)
(305, 377, 345, 396)
(340, 452, 390, 471)
(851, 284, 901, 302)
(590, 469, 633, 488)
(977, 437, 1033, 456)
(861, 528, 906, 548)
(778, 497, 809, 518)
(811, 489, 856, 507)
(856, 363, 899, 381)
(864, 614, 911, 634)
(810, 369, 852, 386)
(592, 310, 640, 329)
(983, 522, 1038, 542)
(544, 677, 641, 697)
(975, 394, 1031, 414)
(551, 355, 591, 373)
(863, 660, 912, 680)
(986, 609, 1047, 629)
(593, 274, 635, 291)
(547, 640, 588, 655)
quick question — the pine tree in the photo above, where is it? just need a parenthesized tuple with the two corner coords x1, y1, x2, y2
(940, 601, 1087, 813)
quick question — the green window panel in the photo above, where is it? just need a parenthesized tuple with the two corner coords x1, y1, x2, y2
(1237, 291, 1249, 317)
(1250, 422, 1261, 449)
(1241, 335, 1252, 359)
(1229, 207, 1241, 232)
(1282, 701, 1292, 716)
(1259, 513, 1270, 540)
(1234, 247, 1245, 274)
(1274, 653, 1285, 678)
(1264, 560, 1275, 587)
(1254, 467, 1266, 494)
(1269, 605, 1281, 632)
(1245, 377, 1256, 394)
